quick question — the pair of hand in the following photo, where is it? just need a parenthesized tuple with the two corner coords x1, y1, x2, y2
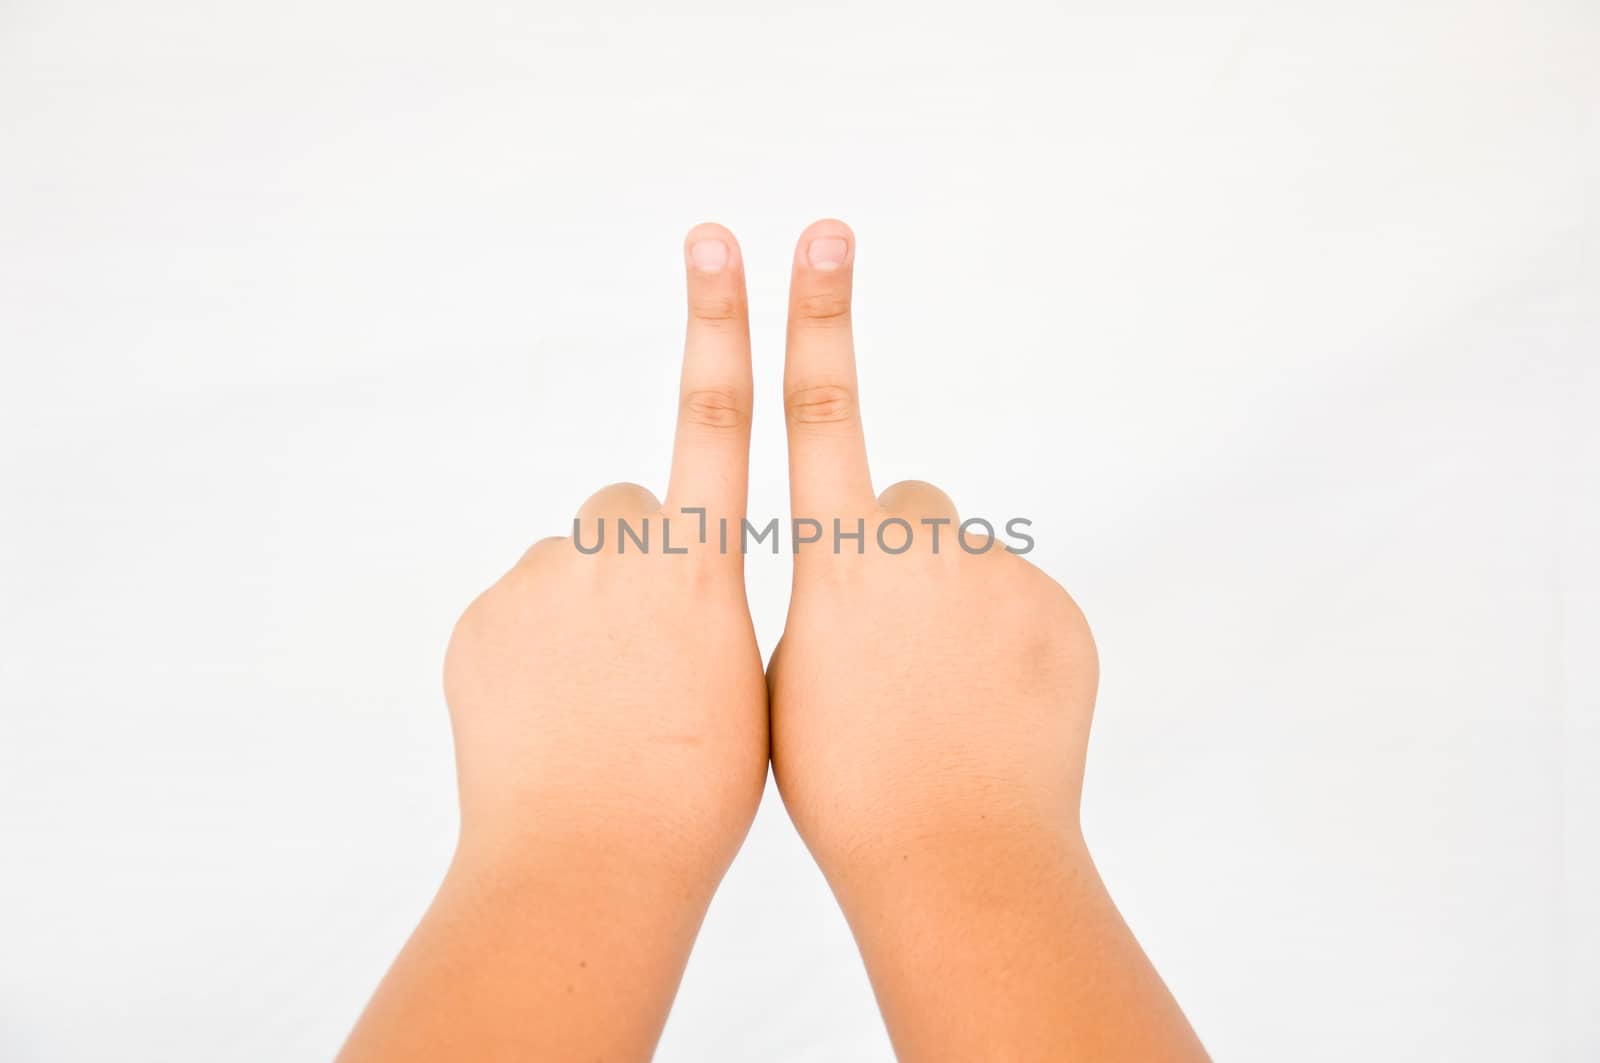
(339, 221, 1206, 1062)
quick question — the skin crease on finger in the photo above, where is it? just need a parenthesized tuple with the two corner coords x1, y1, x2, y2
(335, 219, 1210, 1063)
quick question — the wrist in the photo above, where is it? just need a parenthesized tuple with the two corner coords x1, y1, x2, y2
(450, 821, 729, 919)
(818, 812, 1092, 923)
(345, 818, 722, 1063)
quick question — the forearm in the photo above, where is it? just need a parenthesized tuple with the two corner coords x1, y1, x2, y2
(337, 842, 716, 1063)
(830, 823, 1208, 1063)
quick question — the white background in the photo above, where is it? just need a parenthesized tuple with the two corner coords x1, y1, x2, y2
(1, 2, 1596, 1060)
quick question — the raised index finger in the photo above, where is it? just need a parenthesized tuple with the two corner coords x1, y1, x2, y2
(664, 222, 754, 526)
(782, 219, 873, 520)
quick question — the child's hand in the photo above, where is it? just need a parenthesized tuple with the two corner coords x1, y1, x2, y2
(768, 220, 1207, 1062)
(339, 224, 767, 1063)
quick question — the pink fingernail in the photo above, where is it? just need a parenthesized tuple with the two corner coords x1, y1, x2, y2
(689, 238, 729, 273)
(806, 236, 849, 271)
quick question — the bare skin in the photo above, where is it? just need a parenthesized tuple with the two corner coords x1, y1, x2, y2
(336, 223, 767, 1063)
(338, 220, 1207, 1062)
(769, 220, 1210, 1062)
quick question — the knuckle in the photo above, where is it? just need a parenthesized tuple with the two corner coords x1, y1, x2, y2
(448, 581, 509, 653)
(796, 290, 851, 324)
(578, 481, 660, 520)
(516, 535, 567, 567)
(681, 387, 750, 430)
(689, 292, 742, 324)
(885, 478, 942, 497)
(785, 383, 857, 425)
(448, 592, 488, 647)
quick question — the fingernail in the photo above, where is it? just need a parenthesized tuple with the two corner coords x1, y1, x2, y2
(806, 236, 849, 271)
(689, 238, 729, 273)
